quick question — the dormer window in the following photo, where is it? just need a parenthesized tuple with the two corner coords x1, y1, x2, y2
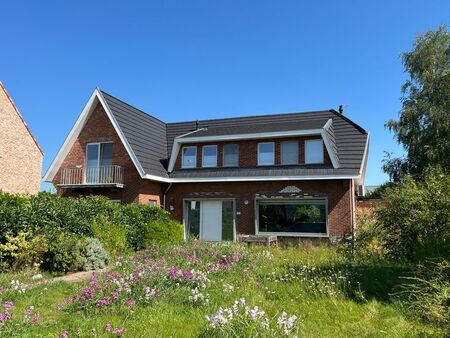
(182, 146, 197, 168)
(305, 139, 324, 164)
(202, 145, 217, 167)
(258, 142, 274, 166)
(223, 144, 239, 167)
(281, 141, 298, 165)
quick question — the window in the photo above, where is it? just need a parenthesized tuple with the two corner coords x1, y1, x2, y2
(223, 144, 239, 166)
(148, 200, 157, 207)
(86, 142, 113, 183)
(258, 199, 327, 235)
(182, 146, 197, 168)
(281, 141, 299, 165)
(305, 139, 324, 164)
(202, 145, 217, 167)
(258, 142, 274, 165)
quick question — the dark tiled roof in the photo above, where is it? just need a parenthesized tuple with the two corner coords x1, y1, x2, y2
(100, 91, 169, 178)
(100, 89, 368, 179)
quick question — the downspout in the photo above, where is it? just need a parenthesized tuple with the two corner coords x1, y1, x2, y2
(163, 183, 173, 210)
(350, 179, 355, 254)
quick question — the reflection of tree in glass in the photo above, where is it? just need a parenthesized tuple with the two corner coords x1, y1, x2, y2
(293, 205, 321, 223)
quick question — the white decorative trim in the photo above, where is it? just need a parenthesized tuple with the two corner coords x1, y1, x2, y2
(168, 174, 359, 183)
(167, 128, 207, 173)
(356, 133, 370, 185)
(321, 118, 340, 168)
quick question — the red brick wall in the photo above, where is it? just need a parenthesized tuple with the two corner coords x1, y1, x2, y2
(166, 179, 353, 237)
(53, 102, 164, 204)
(174, 136, 331, 170)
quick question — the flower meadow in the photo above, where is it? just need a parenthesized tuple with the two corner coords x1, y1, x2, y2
(0, 242, 446, 337)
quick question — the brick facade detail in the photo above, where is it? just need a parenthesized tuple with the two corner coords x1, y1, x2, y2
(53, 103, 164, 204)
(166, 179, 353, 237)
(0, 83, 43, 195)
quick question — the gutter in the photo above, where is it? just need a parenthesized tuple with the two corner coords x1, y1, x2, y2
(163, 183, 173, 210)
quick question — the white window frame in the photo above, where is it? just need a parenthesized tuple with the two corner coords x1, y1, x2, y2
(305, 139, 324, 164)
(223, 144, 239, 167)
(281, 141, 299, 165)
(202, 145, 218, 167)
(257, 142, 275, 166)
(182, 146, 197, 168)
(255, 198, 329, 237)
(85, 142, 113, 167)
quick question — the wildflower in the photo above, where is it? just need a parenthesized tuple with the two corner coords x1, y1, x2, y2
(105, 323, 112, 332)
(59, 330, 69, 338)
(4, 301, 13, 312)
(277, 311, 298, 334)
(124, 299, 136, 308)
(26, 306, 34, 315)
(31, 274, 43, 281)
(31, 313, 40, 324)
(223, 283, 234, 293)
(113, 327, 126, 336)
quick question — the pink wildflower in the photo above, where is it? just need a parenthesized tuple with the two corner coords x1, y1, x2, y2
(124, 299, 136, 308)
(59, 330, 69, 338)
(105, 323, 112, 332)
(113, 327, 126, 336)
(4, 301, 13, 312)
(26, 306, 34, 315)
(31, 313, 40, 324)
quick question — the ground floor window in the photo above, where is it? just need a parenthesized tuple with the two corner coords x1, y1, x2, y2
(257, 199, 327, 235)
(185, 200, 235, 241)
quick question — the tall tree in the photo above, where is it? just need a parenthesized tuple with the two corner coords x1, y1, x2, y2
(384, 25, 450, 182)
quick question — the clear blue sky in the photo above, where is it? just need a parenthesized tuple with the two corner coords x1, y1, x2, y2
(1, 1, 449, 190)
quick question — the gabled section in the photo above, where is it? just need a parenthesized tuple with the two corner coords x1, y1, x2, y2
(43, 88, 170, 183)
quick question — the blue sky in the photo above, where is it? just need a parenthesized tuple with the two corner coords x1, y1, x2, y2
(1, 1, 449, 189)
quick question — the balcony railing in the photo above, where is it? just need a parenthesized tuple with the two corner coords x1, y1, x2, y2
(59, 165, 124, 188)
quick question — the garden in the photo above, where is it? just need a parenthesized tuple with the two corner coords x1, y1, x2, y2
(0, 169, 449, 337)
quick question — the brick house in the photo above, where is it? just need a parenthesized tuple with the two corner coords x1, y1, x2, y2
(44, 88, 369, 242)
(0, 82, 44, 194)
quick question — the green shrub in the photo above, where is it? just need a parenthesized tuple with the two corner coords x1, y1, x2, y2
(42, 233, 84, 274)
(92, 215, 127, 257)
(79, 237, 109, 271)
(141, 219, 184, 247)
(376, 168, 450, 261)
(0, 191, 30, 241)
(354, 209, 388, 258)
(0, 232, 48, 270)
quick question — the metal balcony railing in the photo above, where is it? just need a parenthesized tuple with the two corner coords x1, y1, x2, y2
(60, 166, 124, 187)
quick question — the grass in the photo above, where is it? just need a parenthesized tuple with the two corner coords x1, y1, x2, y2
(0, 243, 447, 337)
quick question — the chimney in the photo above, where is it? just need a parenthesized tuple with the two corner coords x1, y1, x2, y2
(338, 105, 344, 114)
(195, 120, 199, 130)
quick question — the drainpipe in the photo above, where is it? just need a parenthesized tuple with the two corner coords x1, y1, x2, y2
(163, 183, 173, 210)
(350, 179, 355, 254)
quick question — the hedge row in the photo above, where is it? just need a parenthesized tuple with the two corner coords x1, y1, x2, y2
(0, 191, 183, 273)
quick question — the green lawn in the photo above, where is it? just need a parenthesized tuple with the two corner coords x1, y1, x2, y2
(0, 243, 446, 337)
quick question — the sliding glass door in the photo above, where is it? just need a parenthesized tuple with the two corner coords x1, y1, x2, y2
(86, 143, 113, 183)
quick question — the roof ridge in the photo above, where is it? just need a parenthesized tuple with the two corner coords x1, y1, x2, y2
(0, 81, 44, 155)
(99, 89, 167, 126)
(167, 109, 332, 126)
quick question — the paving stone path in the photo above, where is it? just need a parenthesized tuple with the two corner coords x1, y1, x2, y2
(52, 269, 106, 283)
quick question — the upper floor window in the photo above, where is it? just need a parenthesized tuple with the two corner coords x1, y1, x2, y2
(281, 141, 298, 165)
(182, 146, 197, 168)
(86, 142, 113, 168)
(223, 144, 239, 166)
(202, 145, 217, 167)
(258, 142, 274, 166)
(305, 139, 324, 164)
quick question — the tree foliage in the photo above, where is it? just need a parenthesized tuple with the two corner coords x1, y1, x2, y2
(385, 26, 450, 181)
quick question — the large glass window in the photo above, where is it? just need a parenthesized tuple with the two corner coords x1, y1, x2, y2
(223, 144, 239, 166)
(281, 141, 299, 165)
(258, 199, 327, 234)
(182, 146, 197, 168)
(258, 142, 274, 165)
(86, 142, 113, 183)
(202, 145, 217, 167)
(186, 200, 200, 238)
(305, 139, 324, 164)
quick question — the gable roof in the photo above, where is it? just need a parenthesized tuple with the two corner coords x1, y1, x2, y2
(44, 88, 369, 184)
(0, 81, 44, 156)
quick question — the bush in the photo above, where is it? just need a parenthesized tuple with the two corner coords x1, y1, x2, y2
(79, 237, 109, 271)
(42, 233, 84, 274)
(0, 192, 30, 242)
(141, 219, 184, 247)
(354, 209, 388, 258)
(0, 232, 48, 271)
(376, 168, 450, 261)
(92, 215, 127, 257)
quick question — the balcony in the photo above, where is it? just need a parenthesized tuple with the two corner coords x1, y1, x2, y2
(59, 165, 124, 188)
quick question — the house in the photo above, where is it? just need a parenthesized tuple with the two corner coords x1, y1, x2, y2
(0, 82, 44, 194)
(43, 88, 369, 242)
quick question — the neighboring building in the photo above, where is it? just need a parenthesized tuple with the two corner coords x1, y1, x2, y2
(44, 88, 369, 242)
(0, 82, 44, 194)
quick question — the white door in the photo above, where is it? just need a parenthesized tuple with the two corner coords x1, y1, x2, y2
(201, 201, 222, 241)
